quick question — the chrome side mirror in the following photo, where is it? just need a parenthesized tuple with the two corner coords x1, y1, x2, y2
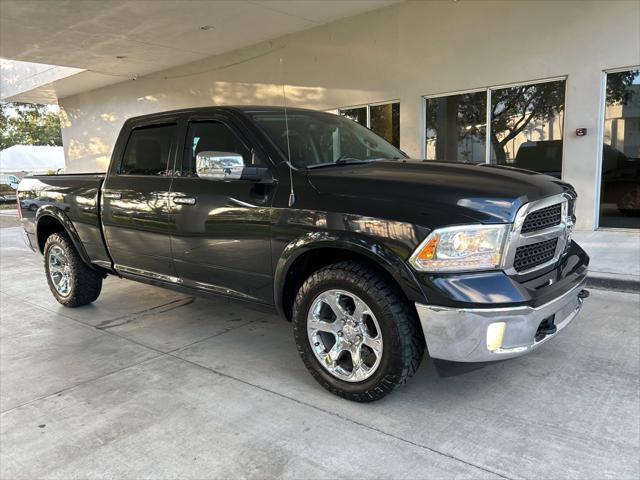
(195, 151, 245, 180)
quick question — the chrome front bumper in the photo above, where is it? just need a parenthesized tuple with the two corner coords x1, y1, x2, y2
(415, 279, 587, 362)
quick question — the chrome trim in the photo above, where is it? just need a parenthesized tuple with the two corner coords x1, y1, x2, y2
(115, 263, 257, 301)
(415, 277, 587, 362)
(115, 264, 181, 284)
(502, 193, 573, 275)
(173, 196, 197, 205)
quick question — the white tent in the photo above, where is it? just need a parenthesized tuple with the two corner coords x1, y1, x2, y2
(0, 145, 65, 174)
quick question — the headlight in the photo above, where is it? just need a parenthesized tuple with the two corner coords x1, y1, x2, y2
(408, 224, 509, 272)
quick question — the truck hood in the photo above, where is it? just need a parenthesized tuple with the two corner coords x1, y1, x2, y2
(306, 160, 573, 225)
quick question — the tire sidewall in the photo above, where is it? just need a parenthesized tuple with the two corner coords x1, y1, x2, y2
(294, 273, 403, 397)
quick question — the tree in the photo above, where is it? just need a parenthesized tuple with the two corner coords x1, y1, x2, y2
(0, 102, 62, 150)
(427, 70, 638, 163)
(489, 82, 565, 164)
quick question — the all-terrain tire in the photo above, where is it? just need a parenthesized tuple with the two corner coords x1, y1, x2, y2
(292, 260, 425, 402)
(43, 232, 103, 307)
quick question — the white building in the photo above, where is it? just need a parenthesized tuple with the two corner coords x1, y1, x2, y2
(1, 0, 638, 230)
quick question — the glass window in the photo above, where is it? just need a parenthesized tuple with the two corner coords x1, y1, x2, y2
(182, 121, 253, 176)
(120, 124, 176, 175)
(339, 107, 367, 126)
(370, 103, 400, 147)
(490, 80, 565, 177)
(599, 69, 640, 229)
(250, 111, 404, 169)
(425, 92, 486, 163)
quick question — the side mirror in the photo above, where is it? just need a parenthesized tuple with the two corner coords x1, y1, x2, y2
(196, 151, 244, 180)
(195, 151, 273, 182)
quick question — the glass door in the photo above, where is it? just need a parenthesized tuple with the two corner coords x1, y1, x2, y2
(599, 69, 640, 229)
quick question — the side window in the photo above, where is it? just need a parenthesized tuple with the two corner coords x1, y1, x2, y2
(182, 121, 255, 176)
(119, 124, 176, 175)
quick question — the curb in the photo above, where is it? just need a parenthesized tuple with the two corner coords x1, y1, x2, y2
(587, 273, 640, 294)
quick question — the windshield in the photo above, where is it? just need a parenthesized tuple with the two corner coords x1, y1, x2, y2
(248, 110, 406, 169)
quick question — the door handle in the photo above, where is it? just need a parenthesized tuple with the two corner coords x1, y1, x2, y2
(103, 192, 122, 200)
(173, 196, 197, 206)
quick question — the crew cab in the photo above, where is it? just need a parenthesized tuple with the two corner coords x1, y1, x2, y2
(18, 106, 589, 401)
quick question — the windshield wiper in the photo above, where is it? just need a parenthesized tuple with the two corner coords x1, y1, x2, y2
(306, 158, 382, 170)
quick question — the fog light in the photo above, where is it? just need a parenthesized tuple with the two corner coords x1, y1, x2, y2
(486, 322, 506, 351)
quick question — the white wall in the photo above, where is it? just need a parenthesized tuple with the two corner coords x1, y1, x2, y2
(58, 0, 640, 230)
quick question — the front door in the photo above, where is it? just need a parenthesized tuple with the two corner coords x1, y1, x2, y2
(169, 117, 276, 304)
(102, 122, 178, 280)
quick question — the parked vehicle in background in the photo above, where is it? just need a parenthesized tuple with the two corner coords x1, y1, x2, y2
(0, 184, 17, 203)
(515, 140, 640, 216)
(20, 196, 70, 212)
(17, 106, 590, 402)
(0, 174, 20, 190)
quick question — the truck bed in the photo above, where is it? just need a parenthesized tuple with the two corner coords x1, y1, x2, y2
(17, 173, 111, 269)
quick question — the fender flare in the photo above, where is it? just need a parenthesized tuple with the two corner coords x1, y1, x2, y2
(273, 231, 427, 317)
(35, 206, 94, 268)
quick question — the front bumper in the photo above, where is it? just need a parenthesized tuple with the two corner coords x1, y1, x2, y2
(415, 277, 587, 362)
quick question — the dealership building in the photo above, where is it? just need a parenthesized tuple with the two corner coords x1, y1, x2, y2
(1, 0, 638, 231)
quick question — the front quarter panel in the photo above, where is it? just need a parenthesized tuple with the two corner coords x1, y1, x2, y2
(272, 208, 430, 314)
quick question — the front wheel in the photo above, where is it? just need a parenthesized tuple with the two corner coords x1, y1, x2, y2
(44, 232, 103, 307)
(292, 261, 425, 402)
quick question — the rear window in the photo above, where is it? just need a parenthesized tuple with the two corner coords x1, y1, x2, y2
(119, 124, 176, 175)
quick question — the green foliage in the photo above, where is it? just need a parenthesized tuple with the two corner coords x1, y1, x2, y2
(0, 102, 62, 150)
(606, 70, 639, 106)
(426, 72, 638, 163)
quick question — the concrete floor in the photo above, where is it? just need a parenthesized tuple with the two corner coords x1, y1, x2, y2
(573, 229, 640, 285)
(1, 223, 639, 479)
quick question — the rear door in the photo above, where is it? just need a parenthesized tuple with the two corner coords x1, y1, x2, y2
(169, 114, 277, 304)
(102, 120, 179, 280)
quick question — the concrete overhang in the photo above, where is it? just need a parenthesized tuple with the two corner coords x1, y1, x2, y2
(0, 0, 401, 103)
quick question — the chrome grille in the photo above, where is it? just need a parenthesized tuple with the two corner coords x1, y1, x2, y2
(521, 204, 562, 233)
(514, 238, 558, 272)
(502, 194, 572, 276)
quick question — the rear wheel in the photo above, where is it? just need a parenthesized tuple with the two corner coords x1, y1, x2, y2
(292, 261, 425, 402)
(44, 232, 103, 307)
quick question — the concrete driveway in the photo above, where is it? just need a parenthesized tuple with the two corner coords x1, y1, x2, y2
(0, 224, 638, 479)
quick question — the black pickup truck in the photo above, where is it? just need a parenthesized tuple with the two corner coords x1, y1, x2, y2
(18, 106, 589, 401)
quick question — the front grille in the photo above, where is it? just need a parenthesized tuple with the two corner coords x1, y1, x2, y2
(521, 204, 562, 233)
(514, 238, 558, 272)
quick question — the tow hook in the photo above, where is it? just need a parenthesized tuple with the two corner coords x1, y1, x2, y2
(535, 289, 590, 343)
(535, 315, 557, 342)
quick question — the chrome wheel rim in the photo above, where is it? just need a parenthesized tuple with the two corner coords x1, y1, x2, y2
(307, 289, 383, 382)
(48, 245, 72, 296)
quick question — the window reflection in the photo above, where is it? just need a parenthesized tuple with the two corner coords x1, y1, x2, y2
(490, 80, 565, 177)
(370, 103, 400, 147)
(425, 92, 486, 163)
(599, 69, 640, 229)
(340, 107, 367, 126)
(339, 102, 401, 148)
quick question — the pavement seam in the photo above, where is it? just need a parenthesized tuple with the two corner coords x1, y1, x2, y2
(0, 354, 165, 415)
(3, 287, 515, 479)
(1, 288, 270, 356)
(166, 351, 519, 480)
